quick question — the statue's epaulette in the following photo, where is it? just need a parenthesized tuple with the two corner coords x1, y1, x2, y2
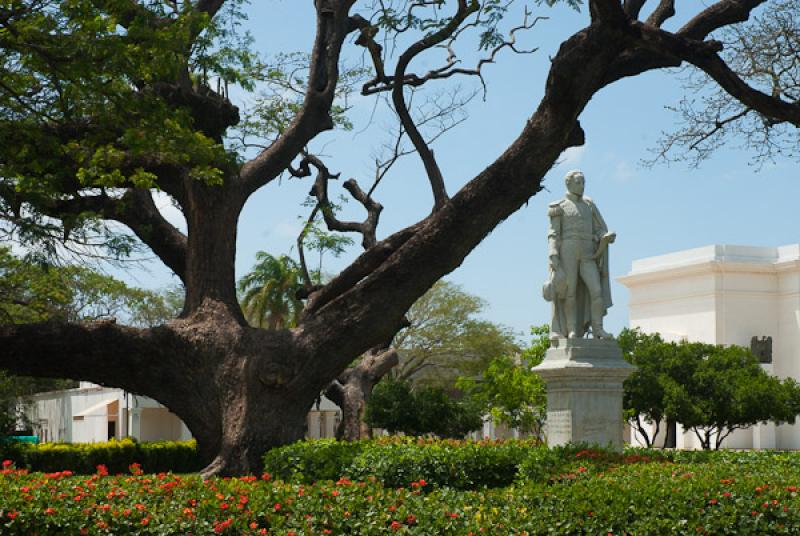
(583, 196, 594, 206)
(548, 201, 562, 217)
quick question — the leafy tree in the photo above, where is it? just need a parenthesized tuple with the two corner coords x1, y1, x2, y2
(238, 252, 304, 329)
(0, 1, 796, 475)
(458, 325, 549, 439)
(681, 345, 800, 449)
(327, 280, 515, 441)
(364, 379, 483, 438)
(622, 328, 800, 449)
(393, 281, 519, 386)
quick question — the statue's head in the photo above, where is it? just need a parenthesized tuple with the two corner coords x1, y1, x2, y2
(565, 170, 585, 196)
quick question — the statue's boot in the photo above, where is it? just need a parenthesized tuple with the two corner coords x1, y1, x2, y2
(591, 297, 612, 339)
(565, 298, 578, 338)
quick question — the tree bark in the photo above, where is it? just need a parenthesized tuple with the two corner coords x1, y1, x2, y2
(325, 348, 399, 441)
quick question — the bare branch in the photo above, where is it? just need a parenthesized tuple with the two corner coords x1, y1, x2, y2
(645, 0, 675, 28)
(635, 22, 800, 126)
(388, 1, 483, 211)
(624, 0, 647, 19)
(239, 1, 353, 196)
(679, 0, 766, 41)
(304, 153, 383, 250)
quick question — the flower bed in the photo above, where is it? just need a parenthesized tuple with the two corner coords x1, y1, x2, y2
(3, 449, 800, 534)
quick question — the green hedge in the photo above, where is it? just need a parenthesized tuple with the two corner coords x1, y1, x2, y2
(0, 438, 202, 474)
(263, 437, 537, 489)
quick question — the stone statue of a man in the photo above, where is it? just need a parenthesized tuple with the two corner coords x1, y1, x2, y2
(543, 170, 615, 340)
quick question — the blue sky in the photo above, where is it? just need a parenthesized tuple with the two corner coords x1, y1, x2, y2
(125, 1, 799, 343)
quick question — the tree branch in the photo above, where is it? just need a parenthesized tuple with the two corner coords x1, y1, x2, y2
(46, 189, 189, 283)
(589, 0, 628, 24)
(302, 223, 421, 317)
(388, 1, 481, 210)
(238, 0, 353, 197)
(679, 0, 767, 41)
(635, 23, 800, 126)
(645, 0, 675, 28)
(624, 0, 647, 19)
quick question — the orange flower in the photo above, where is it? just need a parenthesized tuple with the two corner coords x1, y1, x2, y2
(44, 507, 56, 515)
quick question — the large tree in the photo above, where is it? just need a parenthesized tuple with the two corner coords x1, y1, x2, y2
(1, 0, 798, 476)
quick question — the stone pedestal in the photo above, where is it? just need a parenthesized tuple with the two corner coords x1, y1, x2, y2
(532, 338, 635, 450)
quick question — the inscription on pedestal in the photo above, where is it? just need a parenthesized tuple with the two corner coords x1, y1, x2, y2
(546, 409, 572, 443)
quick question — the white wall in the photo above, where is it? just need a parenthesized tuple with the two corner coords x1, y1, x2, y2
(619, 244, 800, 450)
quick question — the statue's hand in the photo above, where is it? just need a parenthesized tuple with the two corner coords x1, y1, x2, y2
(549, 256, 560, 271)
(605, 232, 616, 244)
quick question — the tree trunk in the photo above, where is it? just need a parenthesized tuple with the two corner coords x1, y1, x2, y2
(326, 348, 399, 441)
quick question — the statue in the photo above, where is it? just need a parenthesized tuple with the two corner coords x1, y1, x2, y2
(543, 170, 615, 340)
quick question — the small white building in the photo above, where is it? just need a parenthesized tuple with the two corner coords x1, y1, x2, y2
(618, 244, 800, 450)
(26, 382, 341, 443)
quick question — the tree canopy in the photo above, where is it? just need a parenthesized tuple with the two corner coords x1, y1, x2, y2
(0, 0, 797, 475)
(392, 280, 520, 388)
(621, 329, 800, 449)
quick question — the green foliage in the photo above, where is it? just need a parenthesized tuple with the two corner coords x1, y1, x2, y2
(237, 252, 303, 329)
(261, 438, 366, 484)
(263, 437, 535, 489)
(458, 325, 548, 438)
(393, 280, 519, 388)
(0, 438, 202, 474)
(364, 380, 483, 438)
(621, 328, 800, 449)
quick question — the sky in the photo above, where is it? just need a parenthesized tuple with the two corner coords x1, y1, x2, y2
(120, 1, 799, 344)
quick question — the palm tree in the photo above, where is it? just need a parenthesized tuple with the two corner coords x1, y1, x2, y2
(238, 252, 303, 330)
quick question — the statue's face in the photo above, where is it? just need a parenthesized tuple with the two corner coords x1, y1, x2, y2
(566, 173, 585, 196)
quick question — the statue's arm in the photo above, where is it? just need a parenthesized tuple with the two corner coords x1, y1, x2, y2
(589, 200, 609, 240)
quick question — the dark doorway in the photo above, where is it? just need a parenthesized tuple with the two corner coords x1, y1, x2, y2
(107, 421, 117, 441)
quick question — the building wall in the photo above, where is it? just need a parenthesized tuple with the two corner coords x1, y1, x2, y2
(26, 385, 342, 443)
(619, 244, 800, 450)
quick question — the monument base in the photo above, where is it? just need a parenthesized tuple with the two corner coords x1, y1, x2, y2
(532, 338, 635, 450)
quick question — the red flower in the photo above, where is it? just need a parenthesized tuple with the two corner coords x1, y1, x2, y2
(44, 508, 56, 515)
(406, 514, 417, 524)
(274, 503, 282, 511)
(141, 516, 151, 526)
(6, 511, 18, 520)
(261, 472, 272, 481)
(96, 464, 109, 476)
(390, 521, 402, 531)
(2, 460, 12, 469)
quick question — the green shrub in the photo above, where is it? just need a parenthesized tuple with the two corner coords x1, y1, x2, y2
(264, 437, 536, 489)
(0, 438, 202, 474)
(261, 438, 366, 483)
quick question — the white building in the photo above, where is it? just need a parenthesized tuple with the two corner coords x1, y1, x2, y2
(618, 244, 800, 450)
(26, 382, 341, 443)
